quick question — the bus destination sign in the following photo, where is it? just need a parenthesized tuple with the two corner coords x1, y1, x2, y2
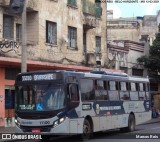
(22, 73, 57, 81)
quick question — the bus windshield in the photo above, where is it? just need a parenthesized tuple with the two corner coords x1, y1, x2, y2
(15, 84, 65, 111)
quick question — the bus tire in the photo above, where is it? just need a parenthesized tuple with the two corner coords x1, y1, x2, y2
(128, 114, 135, 132)
(81, 119, 92, 140)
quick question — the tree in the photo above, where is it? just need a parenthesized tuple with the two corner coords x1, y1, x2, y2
(137, 24, 160, 76)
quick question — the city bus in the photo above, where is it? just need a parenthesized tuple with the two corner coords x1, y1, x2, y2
(14, 70, 151, 140)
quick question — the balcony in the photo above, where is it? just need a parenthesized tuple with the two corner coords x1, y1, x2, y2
(82, 0, 102, 29)
(83, 0, 102, 18)
(67, 0, 77, 7)
(0, 0, 10, 7)
(0, 0, 38, 12)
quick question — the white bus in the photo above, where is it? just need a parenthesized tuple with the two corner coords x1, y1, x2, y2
(15, 70, 151, 140)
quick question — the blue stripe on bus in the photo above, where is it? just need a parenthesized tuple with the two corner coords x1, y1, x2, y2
(93, 101, 125, 115)
(66, 109, 79, 118)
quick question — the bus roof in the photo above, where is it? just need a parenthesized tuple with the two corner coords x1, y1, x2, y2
(16, 70, 149, 82)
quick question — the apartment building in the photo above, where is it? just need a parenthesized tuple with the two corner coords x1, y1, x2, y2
(107, 40, 146, 77)
(106, 10, 160, 104)
(0, 0, 107, 127)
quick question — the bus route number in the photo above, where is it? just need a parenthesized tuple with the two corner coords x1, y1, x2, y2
(22, 75, 32, 81)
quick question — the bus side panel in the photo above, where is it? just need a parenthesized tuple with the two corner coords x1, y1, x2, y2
(93, 117, 100, 132)
(135, 111, 152, 125)
(69, 118, 84, 134)
(99, 116, 112, 130)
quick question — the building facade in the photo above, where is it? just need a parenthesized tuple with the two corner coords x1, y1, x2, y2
(106, 10, 160, 107)
(0, 0, 107, 127)
(107, 10, 160, 46)
(107, 40, 147, 77)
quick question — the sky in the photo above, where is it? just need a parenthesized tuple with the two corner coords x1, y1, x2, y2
(107, 2, 160, 18)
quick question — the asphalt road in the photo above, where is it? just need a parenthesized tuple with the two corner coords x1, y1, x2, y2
(1, 122, 160, 142)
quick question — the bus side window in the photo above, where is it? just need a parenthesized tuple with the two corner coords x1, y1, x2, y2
(69, 84, 79, 102)
(108, 81, 119, 101)
(139, 83, 146, 100)
(126, 82, 130, 91)
(120, 82, 130, 101)
(95, 80, 108, 100)
(80, 79, 94, 101)
(130, 82, 139, 100)
(146, 83, 150, 100)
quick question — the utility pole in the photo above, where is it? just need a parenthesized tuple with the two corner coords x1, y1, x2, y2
(21, 0, 27, 72)
(9, 0, 27, 72)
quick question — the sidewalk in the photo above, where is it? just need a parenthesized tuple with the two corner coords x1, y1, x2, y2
(142, 116, 160, 124)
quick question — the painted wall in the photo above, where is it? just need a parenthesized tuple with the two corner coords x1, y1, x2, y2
(0, 0, 107, 66)
(0, 68, 15, 127)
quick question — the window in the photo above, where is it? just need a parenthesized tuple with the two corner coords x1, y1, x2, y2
(146, 83, 150, 100)
(95, 80, 104, 89)
(16, 24, 22, 42)
(108, 81, 119, 101)
(95, 80, 108, 100)
(119, 82, 130, 100)
(130, 82, 139, 100)
(95, 36, 101, 53)
(5, 68, 20, 80)
(69, 84, 79, 102)
(3, 15, 14, 39)
(139, 83, 146, 100)
(131, 83, 136, 91)
(46, 21, 57, 44)
(132, 68, 143, 76)
(68, 26, 77, 48)
(80, 79, 94, 101)
(67, 0, 77, 6)
(95, 2, 102, 18)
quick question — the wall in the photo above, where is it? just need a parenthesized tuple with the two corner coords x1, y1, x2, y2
(0, 68, 15, 127)
(107, 28, 140, 42)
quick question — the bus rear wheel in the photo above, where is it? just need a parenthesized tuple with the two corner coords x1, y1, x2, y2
(81, 119, 92, 140)
(120, 114, 135, 132)
(128, 114, 135, 132)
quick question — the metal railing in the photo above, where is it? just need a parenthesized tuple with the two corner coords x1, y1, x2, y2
(67, 0, 77, 7)
(82, 0, 102, 18)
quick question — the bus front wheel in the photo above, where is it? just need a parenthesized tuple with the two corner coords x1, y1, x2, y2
(81, 119, 92, 140)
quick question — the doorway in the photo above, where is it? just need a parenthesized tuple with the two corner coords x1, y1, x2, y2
(5, 86, 15, 127)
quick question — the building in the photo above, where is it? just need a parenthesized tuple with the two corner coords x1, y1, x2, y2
(107, 10, 160, 109)
(107, 40, 147, 77)
(107, 11, 160, 45)
(0, 0, 107, 127)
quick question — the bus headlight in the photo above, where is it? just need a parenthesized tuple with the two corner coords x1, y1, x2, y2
(53, 117, 65, 128)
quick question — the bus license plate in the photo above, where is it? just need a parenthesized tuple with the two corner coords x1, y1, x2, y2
(32, 128, 40, 133)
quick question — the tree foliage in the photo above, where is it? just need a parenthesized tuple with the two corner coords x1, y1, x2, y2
(137, 24, 160, 74)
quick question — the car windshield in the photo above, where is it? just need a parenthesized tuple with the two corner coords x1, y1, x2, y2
(15, 84, 65, 111)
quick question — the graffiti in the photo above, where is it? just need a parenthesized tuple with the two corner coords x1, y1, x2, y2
(0, 39, 20, 54)
(0, 40, 20, 49)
